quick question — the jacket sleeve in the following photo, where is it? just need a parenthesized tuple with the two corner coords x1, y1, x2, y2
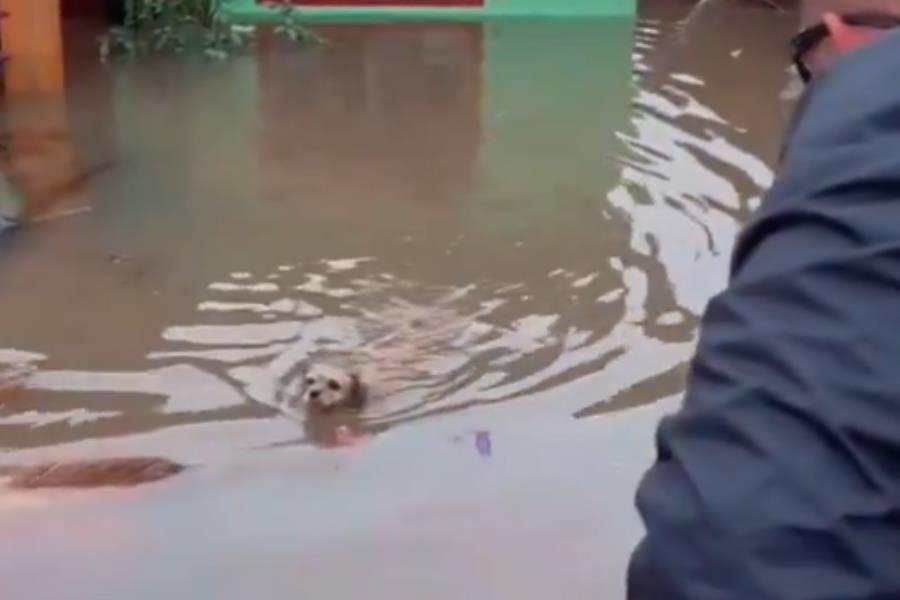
(628, 31, 900, 600)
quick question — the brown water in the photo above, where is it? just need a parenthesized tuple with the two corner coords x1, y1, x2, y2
(0, 2, 797, 598)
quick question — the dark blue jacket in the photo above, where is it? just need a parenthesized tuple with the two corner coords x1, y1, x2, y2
(629, 31, 900, 600)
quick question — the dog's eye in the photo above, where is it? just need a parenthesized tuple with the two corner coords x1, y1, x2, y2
(305, 377, 315, 386)
(328, 380, 341, 391)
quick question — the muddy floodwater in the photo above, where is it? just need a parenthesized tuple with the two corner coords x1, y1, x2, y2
(0, 2, 797, 598)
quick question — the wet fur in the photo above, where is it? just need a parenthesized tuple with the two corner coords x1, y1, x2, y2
(300, 363, 367, 412)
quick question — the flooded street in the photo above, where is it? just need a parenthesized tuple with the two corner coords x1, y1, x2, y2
(0, 2, 797, 598)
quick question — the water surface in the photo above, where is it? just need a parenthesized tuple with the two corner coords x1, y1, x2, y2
(0, 3, 797, 598)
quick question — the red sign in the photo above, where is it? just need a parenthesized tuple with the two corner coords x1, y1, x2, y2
(278, 0, 484, 6)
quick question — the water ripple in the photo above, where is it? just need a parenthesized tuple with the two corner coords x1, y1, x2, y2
(0, 15, 790, 456)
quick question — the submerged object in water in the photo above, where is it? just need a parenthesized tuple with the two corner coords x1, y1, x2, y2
(7, 457, 186, 489)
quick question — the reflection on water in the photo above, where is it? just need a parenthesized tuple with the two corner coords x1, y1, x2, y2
(0, 19, 657, 455)
(0, 2, 797, 598)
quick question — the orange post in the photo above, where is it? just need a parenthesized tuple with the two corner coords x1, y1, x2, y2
(0, 0, 85, 220)
(0, 0, 65, 94)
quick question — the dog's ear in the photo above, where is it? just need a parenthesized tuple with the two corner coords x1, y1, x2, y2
(349, 374, 366, 409)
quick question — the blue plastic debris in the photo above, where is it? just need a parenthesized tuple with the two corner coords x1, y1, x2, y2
(475, 431, 492, 458)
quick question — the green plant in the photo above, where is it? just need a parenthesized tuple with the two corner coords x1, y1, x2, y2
(267, 0, 321, 44)
(100, 0, 318, 60)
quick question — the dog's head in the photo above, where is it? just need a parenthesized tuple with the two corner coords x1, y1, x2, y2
(301, 363, 365, 411)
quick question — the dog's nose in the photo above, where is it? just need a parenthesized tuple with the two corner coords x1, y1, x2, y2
(309, 390, 321, 400)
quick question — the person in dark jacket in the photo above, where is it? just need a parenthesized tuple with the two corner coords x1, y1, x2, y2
(628, 2, 900, 599)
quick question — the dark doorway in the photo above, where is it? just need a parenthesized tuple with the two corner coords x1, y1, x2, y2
(61, 0, 124, 24)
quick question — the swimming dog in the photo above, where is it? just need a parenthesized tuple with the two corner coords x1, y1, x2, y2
(298, 362, 366, 411)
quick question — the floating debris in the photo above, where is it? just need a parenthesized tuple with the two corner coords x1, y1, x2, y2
(475, 431, 492, 458)
(8, 457, 186, 489)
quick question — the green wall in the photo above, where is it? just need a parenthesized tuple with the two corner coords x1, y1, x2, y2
(221, 0, 635, 22)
